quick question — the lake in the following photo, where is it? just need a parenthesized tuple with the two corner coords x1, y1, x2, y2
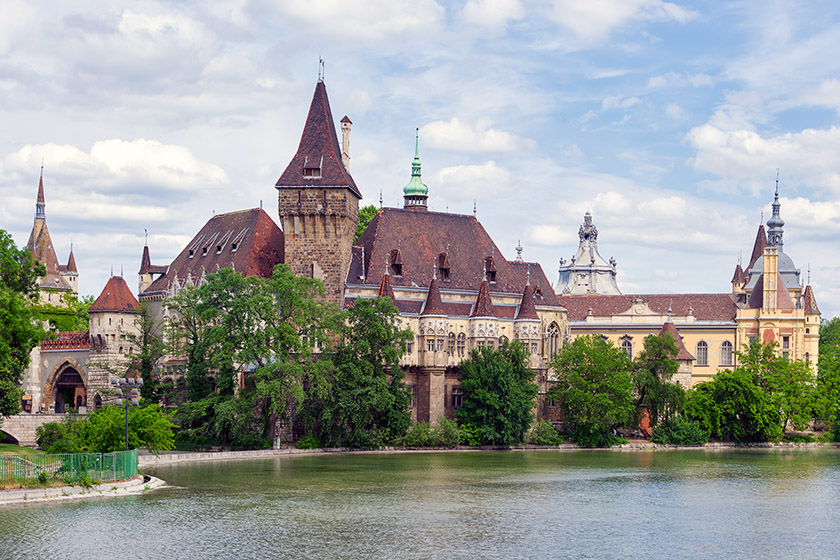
(2, 449, 839, 559)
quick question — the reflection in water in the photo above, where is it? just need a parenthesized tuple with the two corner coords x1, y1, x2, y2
(2, 450, 839, 559)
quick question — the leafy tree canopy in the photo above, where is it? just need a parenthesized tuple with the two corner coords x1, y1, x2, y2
(632, 332, 685, 426)
(354, 204, 378, 243)
(548, 335, 635, 432)
(455, 341, 538, 446)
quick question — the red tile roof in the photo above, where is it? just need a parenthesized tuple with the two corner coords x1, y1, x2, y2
(658, 322, 695, 360)
(731, 263, 745, 284)
(561, 293, 738, 322)
(144, 208, 284, 294)
(745, 272, 795, 310)
(275, 81, 362, 199)
(508, 260, 559, 306)
(516, 280, 539, 320)
(378, 271, 396, 302)
(803, 285, 820, 314)
(422, 275, 446, 315)
(471, 278, 496, 317)
(90, 276, 140, 313)
(746, 225, 767, 273)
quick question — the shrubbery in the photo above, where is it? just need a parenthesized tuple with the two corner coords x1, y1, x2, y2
(401, 418, 460, 448)
(526, 420, 563, 446)
(650, 416, 709, 445)
(571, 425, 625, 448)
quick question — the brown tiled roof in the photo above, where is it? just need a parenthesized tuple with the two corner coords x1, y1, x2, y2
(275, 81, 362, 199)
(65, 249, 77, 274)
(561, 293, 738, 322)
(340, 115, 352, 124)
(731, 263, 745, 284)
(139, 245, 167, 275)
(803, 285, 820, 314)
(508, 260, 559, 306)
(378, 272, 396, 302)
(745, 272, 795, 310)
(41, 331, 90, 351)
(144, 208, 284, 294)
(90, 276, 140, 313)
(471, 279, 496, 317)
(422, 276, 445, 315)
(348, 208, 560, 303)
(746, 225, 767, 273)
(516, 280, 539, 320)
(36, 175, 45, 204)
(659, 322, 695, 360)
(27, 220, 70, 291)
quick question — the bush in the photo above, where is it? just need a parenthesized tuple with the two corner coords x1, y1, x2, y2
(571, 425, 625, 448)
(782, 433, 815, 443)
(833, 422, 840, 443)
(527, 420, 562, 446)
(650, 416, 709, 446)
(459, 423, 482, 446)
(35, 422, 67, 451)
(296, 431, 321, 450)
(401, 419, 461, 449)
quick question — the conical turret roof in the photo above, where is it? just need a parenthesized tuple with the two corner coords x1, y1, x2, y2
(746, 225, 767, 272)
(803, 284, 820, 314)
(659, 322, 695, 361)
(89, 276, 140, 313)
(378, 270, 396, 302)
(471, 277, 496, 317)
(516, 273, 539, 320)
(421, 272, 445, 315)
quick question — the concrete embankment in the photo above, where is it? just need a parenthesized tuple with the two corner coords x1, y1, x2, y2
(0, 475, 165, 506)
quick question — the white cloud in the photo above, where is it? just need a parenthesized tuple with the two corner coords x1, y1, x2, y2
(547, 0, 697, 42)
(0, 0, 35, 56)
(665, 103, 684, 119)
(602, 95, 641, 111)
(276, 0, 445, 40)
(687, 124, 840, 194)
(460, 0, 524, 31)
(797, 79, 840, 114)
(434, 161, 512, 200)
(647, 71, 714, 89)
(421, 118, 535, 153)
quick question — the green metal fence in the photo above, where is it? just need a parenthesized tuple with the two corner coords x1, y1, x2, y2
(0, 449, 138, 485)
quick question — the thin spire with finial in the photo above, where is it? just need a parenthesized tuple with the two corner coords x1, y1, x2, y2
(120, 265, 124, 277)
(515, 240, 523, 262)
(808, 262, 811, 285)
(668, 299, 672, 319)
(360, 246, 366, 281)
(379, 189, 383, 208)
(385, 252, 390, 276)
(144, 228, 148, 245)
(110, 264, 114, 277)
(473, 199, 477, 217)
(526, 263, 531, 286)
(318, 57, 325, 82)
(432, 258, 437, 280)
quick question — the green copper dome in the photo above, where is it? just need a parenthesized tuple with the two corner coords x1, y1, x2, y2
(403, 129, 428, 197)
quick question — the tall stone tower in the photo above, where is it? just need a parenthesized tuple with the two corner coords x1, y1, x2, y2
(276, 80, 362, 304)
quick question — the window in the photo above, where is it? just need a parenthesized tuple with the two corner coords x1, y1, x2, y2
(437, 338, 444, 352)
(457, 333, 466, 357)
(487, 339, 495, 349)
(721, 341, 733, 366)
(448, 333, 456, 355)
(548, 398, 557, 408)
(547, 323, 560, 356)
(531, 343, 538, 354)
(406, 340, 413, 354)
(620, 339, 633, 358)
(427, 338, 436, 352)
(407, 386, 415, 408)
(782, 336, 790, 350)
(696, 341, 708, 366)
(451, 386, 464, 408)
(499, 336, 509, 347)
(477, 340, 485, 349)
(805, 352, 810, 364)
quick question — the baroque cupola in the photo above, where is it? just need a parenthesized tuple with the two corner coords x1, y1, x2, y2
(403, 129, 429, 211)
(556, 212, 621, 296)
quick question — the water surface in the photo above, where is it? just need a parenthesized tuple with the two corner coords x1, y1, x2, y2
(2, 449, 838, 559)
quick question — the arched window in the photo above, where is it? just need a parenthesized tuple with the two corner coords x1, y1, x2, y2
(696, 341, 708, 366)
(621, 339, 633, 358)
(94, 394, 102, 410)
(547, 323, 560, 356)
(499, 335, 509, 347)
(448, 333, 456, 355)
(457, 333, 466, 357)
(720, 341, 733, 366)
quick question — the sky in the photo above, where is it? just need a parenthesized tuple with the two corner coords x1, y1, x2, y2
(2, 0, 840, 316)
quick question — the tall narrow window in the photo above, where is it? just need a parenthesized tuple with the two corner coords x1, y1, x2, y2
(696, 341, 708, 366)
(451, 386, 464, 408)
(448, 333, 456, 355)
(620, 337, 633, 358)
(457, 333, 466, 357)
(547, 323, 560, 356)
(720, 341, 733, 366)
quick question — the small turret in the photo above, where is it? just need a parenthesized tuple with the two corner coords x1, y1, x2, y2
(403, 129, 429, 211)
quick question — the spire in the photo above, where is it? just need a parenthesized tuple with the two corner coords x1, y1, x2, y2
(471, 275, 496, 317)
(658, 322, 694, 361)
(422, 262, 445, 315)
(403, 128, 429, 210)
(378, 257, 396, 302)
(140, 244, 152, 274)
(66, 245, 77, 273)
(746, 224, 767, 272)
(275, 81, 361, 198)
(516, 274, 539, 320)
(766, 170, 785, 250)
(803, 284, 820, 315)
(35, 171, 46, 222)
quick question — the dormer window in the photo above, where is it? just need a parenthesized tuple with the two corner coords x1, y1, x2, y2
(390, 249, 403, 276)
(438, 252, 450, 281)
(202, 247, 208, 256)
(303, 156, 323, 179)
(216, 245, 222, 254)
(484, 256, 497, 282)
(231, 242, 237, 252)
(189, 249, 195, 258)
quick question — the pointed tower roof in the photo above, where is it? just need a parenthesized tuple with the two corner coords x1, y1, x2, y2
(766, 177, 785, 250)
(471, 277, 496, 317)
(140, 244, 152, 273)
(66, 247, 77, 274)
(746, 224, 767, 272)
(25, 174, 71, 291)
(275, 81, 362, 198)
(516, 269, 539, 320)
(746, 272, 795, 310)
(659, 322, 695, 361)
(378, 269, 396, 302)
(731, 263, 745, 284)
(36, 174, 45, 207)
(421, 266, 445, 315)
(89, 276, 140, 313)
(403, 129, 429, 211)
(803, 285, 820, 315)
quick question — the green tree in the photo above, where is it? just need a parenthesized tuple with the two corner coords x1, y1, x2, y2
(455, 341, 538, 446)
(738, 340, 814, 432)
(47, 404, 175, 454)
(354, 204, 378, 243)
(317, 297, 412, 448)
(684, 368, 781, 442)
(632, 332, 685, 426)
(0, 230, 46, 419)
(548, 335, 635, 436)
(816, 317, 840, 430)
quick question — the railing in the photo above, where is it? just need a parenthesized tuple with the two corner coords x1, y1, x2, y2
(0, 449, 138, 484)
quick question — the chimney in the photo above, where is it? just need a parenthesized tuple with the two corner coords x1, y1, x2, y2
(340, 115, 352, 169)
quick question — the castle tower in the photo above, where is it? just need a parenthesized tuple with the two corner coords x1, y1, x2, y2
(26, 171, 75, 305)
(87, 275, 141, 408)
(514, 267, 542, 367)
(403, 129, 429, 211)
(276, 80, 361, 305)
(556, 212, 621, 296)
(138, 235, 168, 294)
